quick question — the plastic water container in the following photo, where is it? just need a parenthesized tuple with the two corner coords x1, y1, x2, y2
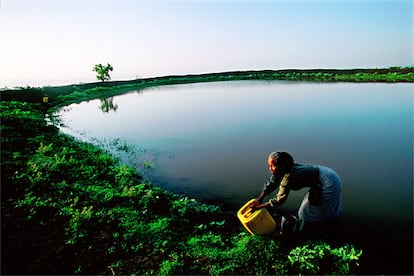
(237, 199, 277, 235)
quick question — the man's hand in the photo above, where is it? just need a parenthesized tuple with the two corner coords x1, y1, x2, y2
(254, 203, 268, 209)
(254, 191, 266, 206)
(251, 202, 268, 210)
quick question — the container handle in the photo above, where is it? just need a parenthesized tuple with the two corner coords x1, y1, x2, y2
(243, 207, 254, 218)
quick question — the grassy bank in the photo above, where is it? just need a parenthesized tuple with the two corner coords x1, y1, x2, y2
(1, 67, 413, 108)
(3, 67, 409, 274)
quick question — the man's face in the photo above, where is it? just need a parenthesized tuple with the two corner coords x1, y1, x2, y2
(267, 158, 277, 175)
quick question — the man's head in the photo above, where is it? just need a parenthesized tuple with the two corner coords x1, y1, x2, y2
(267, 151, 294, 175)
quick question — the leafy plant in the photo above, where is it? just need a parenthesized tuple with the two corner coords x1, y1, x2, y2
(221, 234, 288, 275)
(288, 241, 363, 275)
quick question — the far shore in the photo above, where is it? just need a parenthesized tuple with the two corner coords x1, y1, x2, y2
(1, 67, 413, 109)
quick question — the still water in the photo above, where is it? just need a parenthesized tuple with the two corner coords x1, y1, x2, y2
(57, 81, 413, 273)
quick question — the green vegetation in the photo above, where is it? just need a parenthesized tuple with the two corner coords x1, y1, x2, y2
(5, 67, 409, 274)
(93, 63, 113, 82)
(288, 242, 363, 275)
(1, 67, 412, 109)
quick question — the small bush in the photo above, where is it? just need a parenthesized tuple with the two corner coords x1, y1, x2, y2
(288, 241, 363, 275)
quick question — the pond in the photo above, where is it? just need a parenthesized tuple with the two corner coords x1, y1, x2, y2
(57, 81, 413, 273)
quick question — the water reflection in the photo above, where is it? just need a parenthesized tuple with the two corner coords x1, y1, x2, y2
(99, 97, 118, 113)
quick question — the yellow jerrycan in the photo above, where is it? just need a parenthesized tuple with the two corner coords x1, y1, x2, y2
(237, 199, 277, 235)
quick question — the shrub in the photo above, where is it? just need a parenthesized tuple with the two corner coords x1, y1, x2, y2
(288, 241, 363, 275)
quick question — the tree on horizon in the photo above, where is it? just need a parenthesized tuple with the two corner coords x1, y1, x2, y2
(93, 63, 113, 82)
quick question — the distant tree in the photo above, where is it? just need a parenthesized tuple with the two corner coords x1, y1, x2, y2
(93, 63, 113, 81)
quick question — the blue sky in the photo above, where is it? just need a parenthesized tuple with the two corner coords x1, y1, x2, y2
(0, 0, 412, 87)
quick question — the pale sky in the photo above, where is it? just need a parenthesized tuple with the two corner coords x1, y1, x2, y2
(0, 0, 413, 88)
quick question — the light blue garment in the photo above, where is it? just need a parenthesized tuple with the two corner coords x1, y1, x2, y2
(298, 165, 343, 223)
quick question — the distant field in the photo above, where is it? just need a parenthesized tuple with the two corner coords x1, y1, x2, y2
(1, 67, 413, 108)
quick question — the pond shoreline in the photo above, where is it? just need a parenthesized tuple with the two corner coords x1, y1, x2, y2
(1, 67, 413, 108)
